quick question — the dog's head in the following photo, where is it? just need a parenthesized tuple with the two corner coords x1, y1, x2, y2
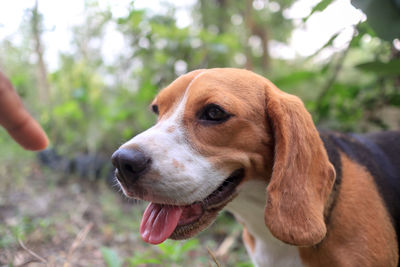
(112, 68, 335, 246)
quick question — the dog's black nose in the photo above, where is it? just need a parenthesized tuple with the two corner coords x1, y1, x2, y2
(111, 148, 150, 182)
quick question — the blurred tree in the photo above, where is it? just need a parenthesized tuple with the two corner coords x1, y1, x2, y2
(301, 0, 400, 131)
(31, 0, 50, 103)
(195, 0, 295, 72)
(48, 1, 114, 153)
(1, 0, 400, 157)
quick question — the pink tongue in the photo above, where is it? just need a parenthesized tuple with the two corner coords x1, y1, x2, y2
(140, 203, 183, 244)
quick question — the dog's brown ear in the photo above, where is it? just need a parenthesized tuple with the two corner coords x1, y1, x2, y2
(264, 80, 335, 246)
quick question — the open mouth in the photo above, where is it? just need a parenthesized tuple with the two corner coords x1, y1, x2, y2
(139, 168, 245, 244)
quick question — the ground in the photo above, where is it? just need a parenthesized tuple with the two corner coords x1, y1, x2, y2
(0, 153, 252, 267)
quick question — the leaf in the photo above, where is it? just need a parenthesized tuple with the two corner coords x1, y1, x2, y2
(389, 94, 400, 106)
(53, 101, 83, 120)
(349, 22, 376, 48)
(157, 241, 174, 255)
(303, 0, 334, 22)
(307, 32, 340, 59)
(127, 252, 162, 266)
(274, 71, 316, 87)
(180, 239, 199, 252)
(351, 0, 400, 41)
(157, 239, 199, 263)
(356, 59, 400, 75)
(101, 247, 123, 267)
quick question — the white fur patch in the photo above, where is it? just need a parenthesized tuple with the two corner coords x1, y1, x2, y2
(227, 180, 303, 267)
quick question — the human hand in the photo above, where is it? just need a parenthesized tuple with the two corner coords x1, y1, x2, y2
(0, 71, 49, 151)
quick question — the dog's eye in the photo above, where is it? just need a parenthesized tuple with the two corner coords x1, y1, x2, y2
(199, 104, 231, 123)
(151, 104, 159, 115)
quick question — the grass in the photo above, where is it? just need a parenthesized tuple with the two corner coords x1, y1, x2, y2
(0, 139, 253, 266)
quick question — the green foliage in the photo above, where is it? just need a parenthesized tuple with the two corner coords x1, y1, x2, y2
(101, 247, 123, 267)
(303, 0, 334, 22)
(127, 252, 163, 265)
(356, 59, 400, 76)
(101, 240, 202, 266)
(297, 4, 400, 131)
(157, 239, 200, 263)
(275, 71, 317, 88)
(351, 0, 400, 41)
(0, 216, 55, 249)
(2, 0, 397, 155)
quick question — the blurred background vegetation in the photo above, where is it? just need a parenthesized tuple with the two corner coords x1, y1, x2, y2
(0, 0, 399, 266)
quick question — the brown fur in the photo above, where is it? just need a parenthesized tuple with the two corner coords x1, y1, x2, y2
(299, 154, 398, 266)
(242, 226, 256, 253)
(263, 80, 336, 246)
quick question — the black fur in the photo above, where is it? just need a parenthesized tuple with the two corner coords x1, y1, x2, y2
(320, 132, 342, 225)
(320, 131, 400, 263)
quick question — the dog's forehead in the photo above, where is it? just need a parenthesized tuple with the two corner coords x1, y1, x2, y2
(154, 70, 204, 115)
(154, 69, 266, 116)
(186, 69, 266, 103)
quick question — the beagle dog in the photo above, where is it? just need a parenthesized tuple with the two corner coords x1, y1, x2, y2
(111, 68, 400, 267)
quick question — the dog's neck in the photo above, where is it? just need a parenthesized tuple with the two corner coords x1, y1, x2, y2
(226, 180, 270, 239)
(226, 179, 302, 267)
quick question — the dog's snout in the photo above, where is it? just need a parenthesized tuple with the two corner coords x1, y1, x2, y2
(111, 148, 150, 182)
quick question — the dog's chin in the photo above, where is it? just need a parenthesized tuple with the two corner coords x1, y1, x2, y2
(169, 207, 223, 240)
(119, 168, 245, 242)
(168, 168, 245, 240)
